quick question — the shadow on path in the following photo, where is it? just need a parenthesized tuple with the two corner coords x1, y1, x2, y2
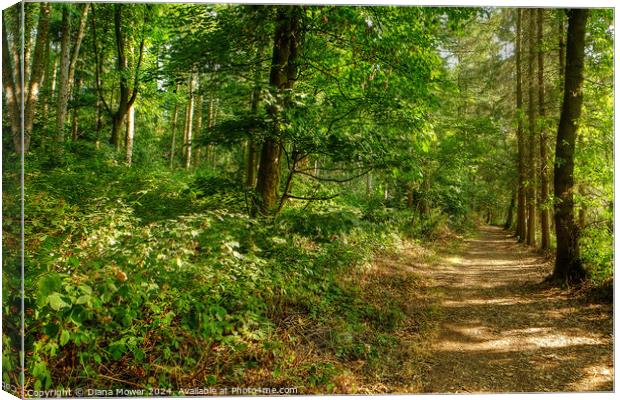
(417, 225, 613, 393)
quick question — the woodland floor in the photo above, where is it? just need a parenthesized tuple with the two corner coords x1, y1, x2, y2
(398, 225, 613, 393)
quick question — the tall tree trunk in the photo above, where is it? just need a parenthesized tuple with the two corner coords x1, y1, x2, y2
(56, 4, 89, 142)
(55, 6, 71, 141)
(537, 9, 551, 250)
(109, 4, 144, 149)
(183, 74, 195, 170)
(526, 9, 537, 246)
(23, 2, 51, 153)
(204, 95, 216, 169)
(125, 104, 135, 165)
(515, 9, 527, 243)
(192, 81, 204, 169)
(558, 11, 566, 78)
(169, 83, 180, 169)
(95, 97, 102, 149)
(504, 189, 516, 230)
(70, 77, 82, 141)
(2, 14, 22, 153)
(552, 9, 588, 283)
(255, 6, 300, 215)
(42, 47, 57, 133)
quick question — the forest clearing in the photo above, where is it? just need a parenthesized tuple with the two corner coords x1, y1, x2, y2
(1, 2, 614, 396)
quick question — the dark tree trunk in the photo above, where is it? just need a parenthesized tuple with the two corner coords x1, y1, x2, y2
(109, 4, 144, 149)
(526, 9, 537, 246)
(515, 9, 527, 242)
(537, 9, 551, 250)
(504, 190, 516, 230)
(552, 9, 588, 283)
(255, 6, 300, 216)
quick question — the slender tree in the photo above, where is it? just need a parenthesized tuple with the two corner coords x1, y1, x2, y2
(526, 9, 537, 246)
(93, 4, 146, 149)
(552, 9, 588, 283)
(56, 4, 90, 141)
(2, 9, 22, 153)
(125, 104, 135, 165)
(537, 9, 551, 250)
(169, 82, 181, 168)
(515, 9, 527, 242)
(24, 2, 51, 152)
(183, 74, 196, 170)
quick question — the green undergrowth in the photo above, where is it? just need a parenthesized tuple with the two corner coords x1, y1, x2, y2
(4, 149, 444, 393)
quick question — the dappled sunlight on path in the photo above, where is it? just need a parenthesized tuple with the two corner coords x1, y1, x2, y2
(418, 226, 613, 393)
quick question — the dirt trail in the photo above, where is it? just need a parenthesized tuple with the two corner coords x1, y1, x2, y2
(418, 225, 613, 393)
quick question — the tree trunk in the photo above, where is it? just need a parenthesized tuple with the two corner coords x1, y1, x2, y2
(42, 48, 57, 132)
(515, 9, 527, 243)
(23, 2, 51, 153)
(125, 104, 135, 165)
(504, 189, 516, 230)
(56, 4, 89, 142)
(537, 9, 551, 250)
(578, 184, 587, 229)
(255, 7, 300, 216)
(184, 74, 195, 170)
(95, 96, 102, 149)
(169, 83, 180, 169)
(2, 14, 21, 153)
(526, 10, 537, 247)
(552, 9, 588, 283)
(55, 6, 71, 141)
(192, 82, 203, 169)
(558, 11, 566, 78)
(205, 96, 216, 169)
(70, 77, 82, 141)
(109, 4, 144, 149)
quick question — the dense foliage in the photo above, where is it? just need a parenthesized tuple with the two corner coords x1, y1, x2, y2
(2, 3, 613, 394)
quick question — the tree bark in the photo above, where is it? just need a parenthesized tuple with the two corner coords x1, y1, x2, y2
(125, 104, 135, 165)
(537, 9, 551, 250)
(255, 6, 300, 216)
(169, 83, 180, 169)
(515, 9, 527, 243)
(552, 9, 588, 283)
(183, 74, 195, 170)
(70, 77, 82, 141)
(2, 13, 22, 153)
(109, 4, 145, 149)
(504, 189, 516, 230)
(23, 2, 51, 153)
(192, 80, 204, 169)
(526, 9, 537, 247)
(56, 4, 89, 142)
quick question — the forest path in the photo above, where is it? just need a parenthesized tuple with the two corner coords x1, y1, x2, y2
(417, 225, 613, 393)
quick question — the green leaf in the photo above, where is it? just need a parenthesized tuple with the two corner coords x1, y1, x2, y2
(60, 329, 71, 346)
(47, 292, 70, 311)
(76, 295, 91, 305)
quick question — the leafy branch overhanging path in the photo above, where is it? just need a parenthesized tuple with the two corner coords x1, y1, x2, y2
(416, 226, 613, 393)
